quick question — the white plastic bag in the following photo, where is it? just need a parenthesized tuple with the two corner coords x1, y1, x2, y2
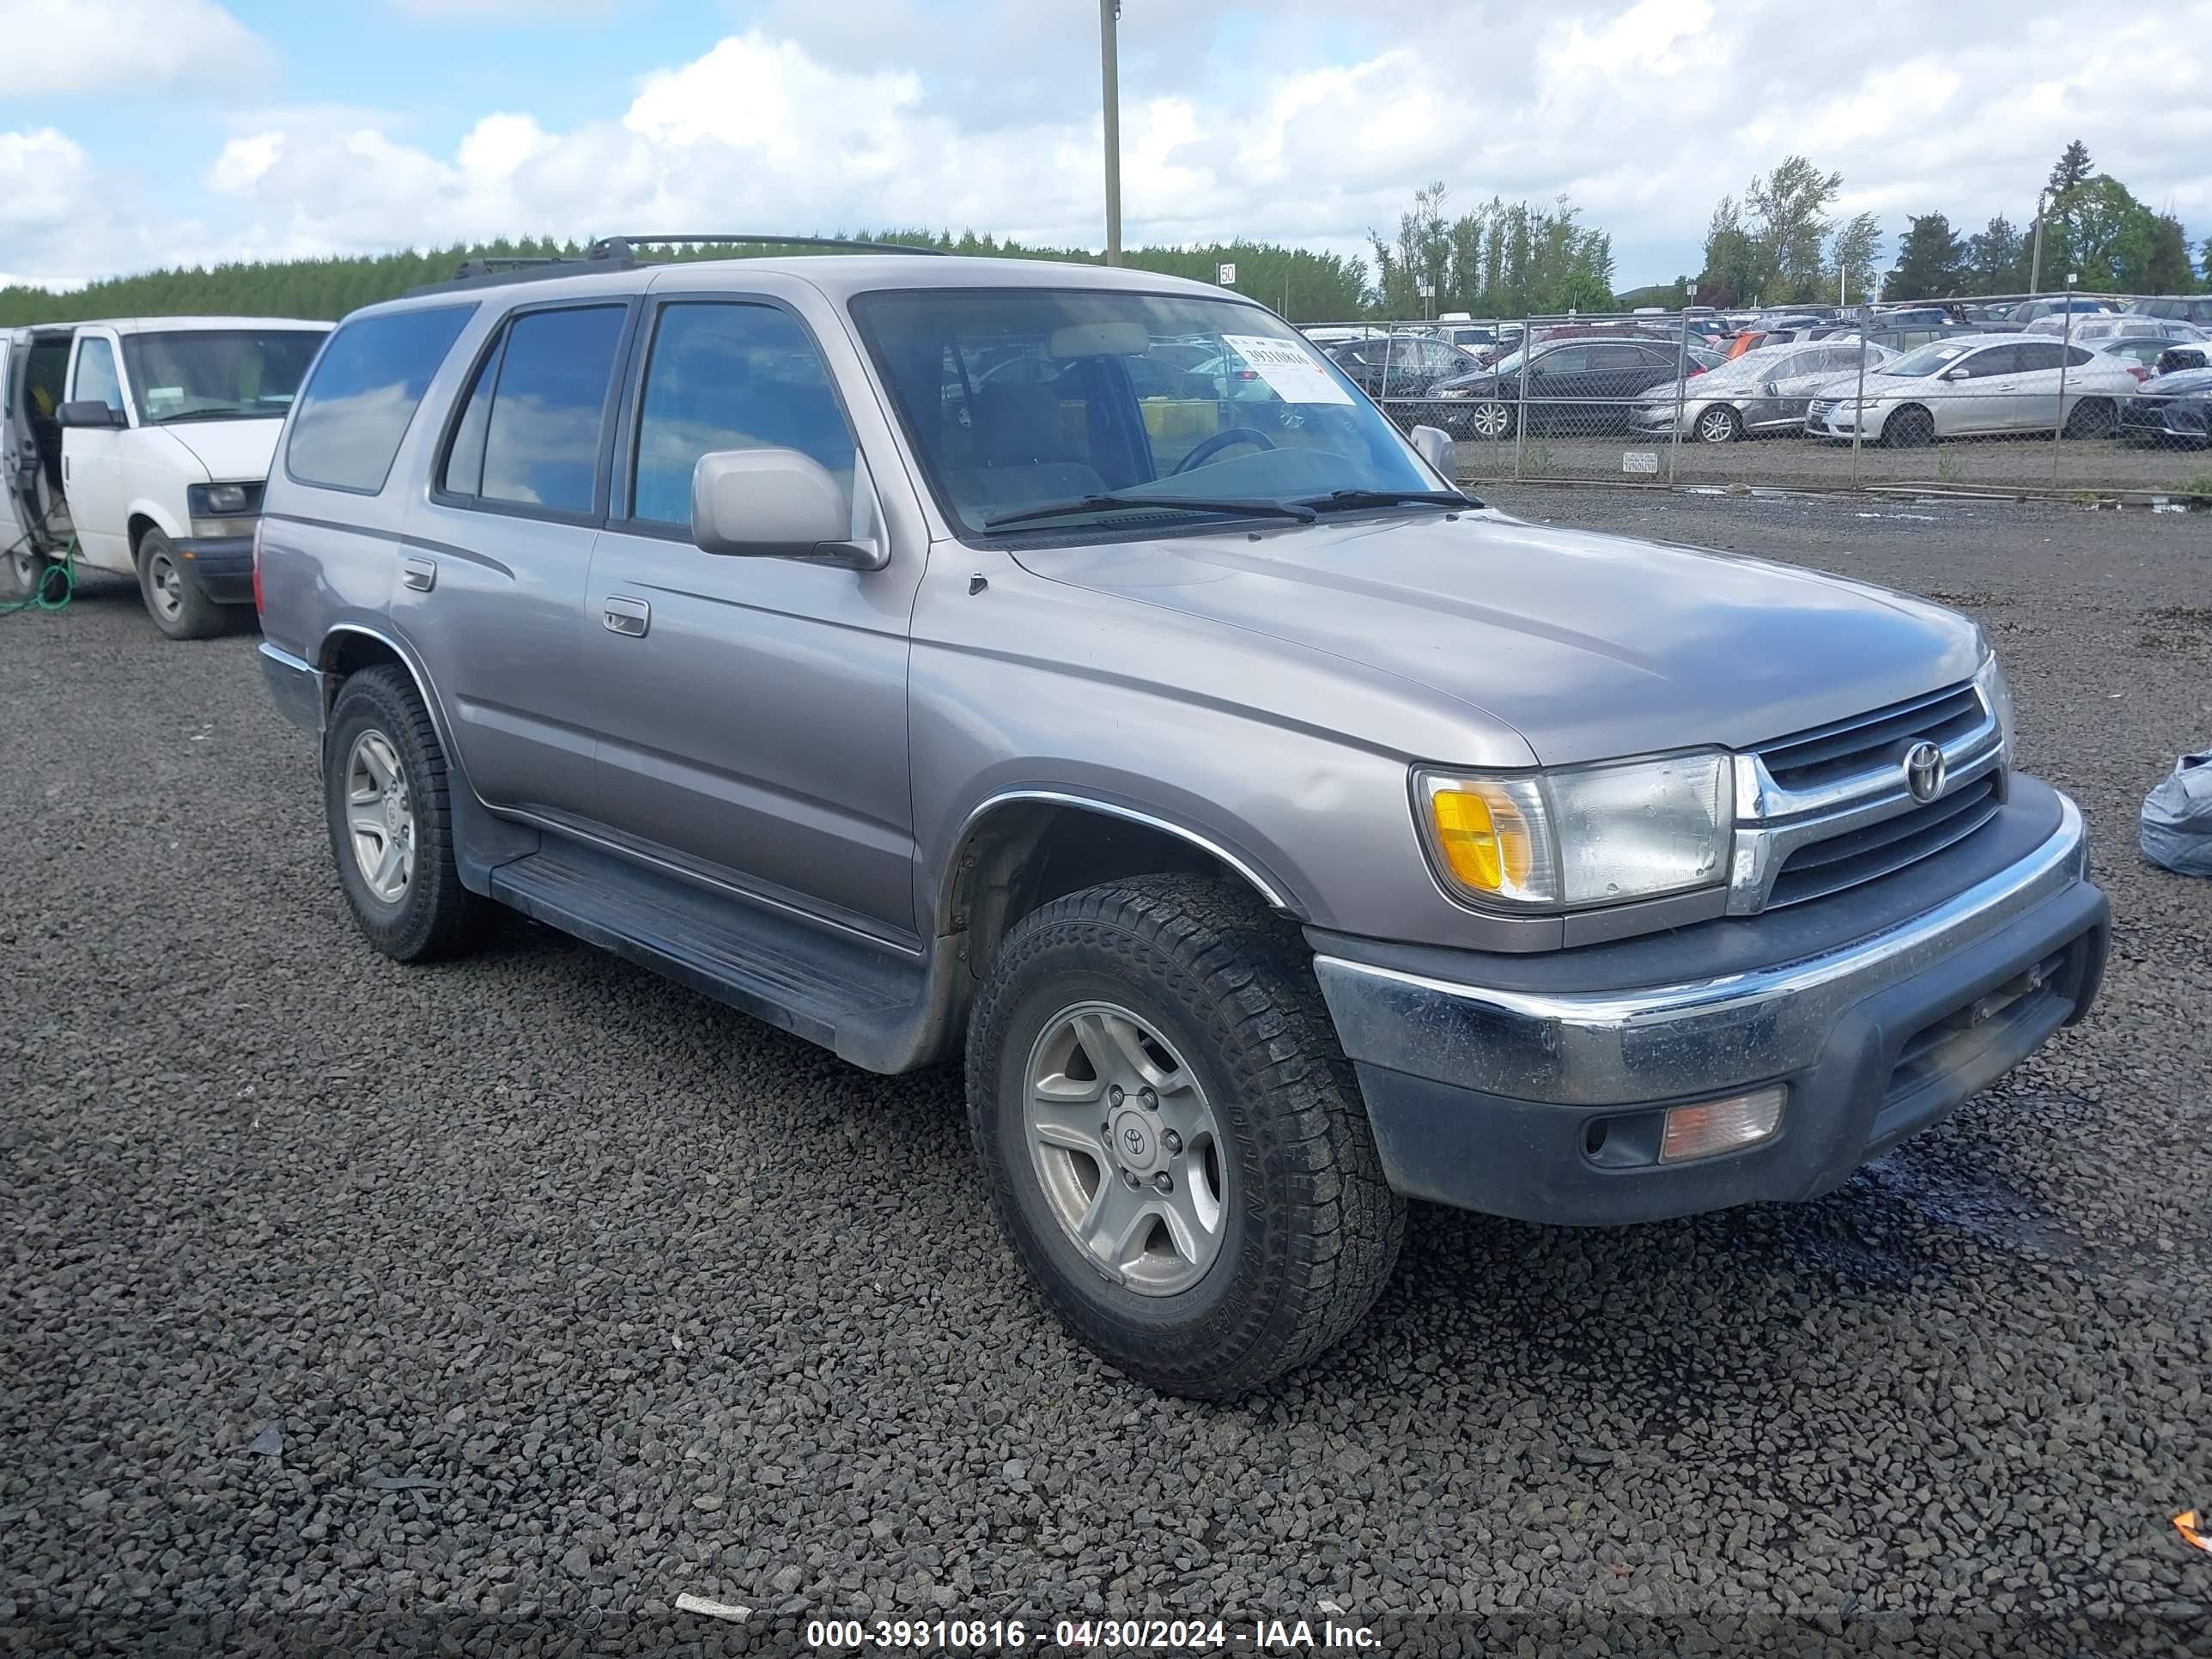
(2142, 752, 2212, 876)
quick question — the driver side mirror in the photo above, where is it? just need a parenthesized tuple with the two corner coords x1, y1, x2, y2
(690, 447, 886, 571)
(1409, 424, 1455, 478)
(1760, 380, 1780, 397)
(1940, 367, 1970, 382)
(59, 400, 126, 429)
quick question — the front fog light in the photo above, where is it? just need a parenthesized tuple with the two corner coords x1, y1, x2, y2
(1659, 1085, 1786, 1164)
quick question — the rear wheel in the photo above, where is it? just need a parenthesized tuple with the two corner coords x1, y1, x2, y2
(2062, 397, 2117, 439)
(1885, 404, 1936, 449)
(324, 665, 485, 962)
(966, 874, 1405, 1400)
(1693, 404, 1743, 443)
(137, 526, 223, 640)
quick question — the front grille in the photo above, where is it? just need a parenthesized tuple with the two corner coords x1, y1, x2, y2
(1757, 682, 1984, 793)
(1765, 775, 2001, 908)
(1807, 398, 1836, 419)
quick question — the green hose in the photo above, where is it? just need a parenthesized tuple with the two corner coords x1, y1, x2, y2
(1, 536, 77, 614)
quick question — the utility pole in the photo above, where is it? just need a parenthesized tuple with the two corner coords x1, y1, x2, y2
(1099, 0, 1122, 266)
(2028, 187, 2047, 295)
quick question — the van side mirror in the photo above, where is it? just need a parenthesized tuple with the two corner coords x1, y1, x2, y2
(690, 447, 886, 571)
(1409, 423, 1455, 477)
(60, 400, 126, 429)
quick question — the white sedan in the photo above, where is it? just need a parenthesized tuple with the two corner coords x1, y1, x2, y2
(1803, 334, 2141, 446)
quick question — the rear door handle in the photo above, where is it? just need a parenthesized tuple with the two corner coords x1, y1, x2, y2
(603, 595, 650, 637)
(400, 555, 436, 592)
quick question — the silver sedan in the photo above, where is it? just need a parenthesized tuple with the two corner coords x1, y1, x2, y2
(1631, 341, 1893, 442)
(1803, 333, 2142, 445)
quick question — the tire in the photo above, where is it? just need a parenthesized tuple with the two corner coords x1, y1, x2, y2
(966, 874, 1405, 1399)
(1465, 399, 1515, 441)
(2062, 398, 2117, 439)
(1885, 405, 1936, 449)
(3, 540, 52, 605)
(323, 665, 485, 962)
(137, 526, 224, 640)
(1693, 404, 1743, 444)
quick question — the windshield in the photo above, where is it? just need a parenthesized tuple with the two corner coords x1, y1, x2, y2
(850, 289, 1444, 538)
(121, 329, 326, 423)
(1879, 340, 1979, 378)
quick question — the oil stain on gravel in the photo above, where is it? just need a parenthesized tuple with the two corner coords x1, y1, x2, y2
(3, 517, 2209, 1655)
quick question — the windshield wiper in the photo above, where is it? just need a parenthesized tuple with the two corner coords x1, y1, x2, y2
(981, 493, 1319, 531)
(153, 409, 258, 423)
(1289, 488, 1477, 511)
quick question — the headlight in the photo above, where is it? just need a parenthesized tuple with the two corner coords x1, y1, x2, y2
(1974, 649, 2015, 758)
(1415, 751, 1734, 910)
(1437, 386, 1474, 398)
(188, 483, 252, 515)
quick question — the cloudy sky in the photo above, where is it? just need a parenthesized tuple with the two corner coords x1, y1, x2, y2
(3, 0, 2207, 294)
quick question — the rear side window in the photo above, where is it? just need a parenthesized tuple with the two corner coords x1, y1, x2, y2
(286, 306, 473, 494)
(2014, 343, 2069, 373)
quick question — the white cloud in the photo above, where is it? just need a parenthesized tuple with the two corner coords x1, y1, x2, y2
(388, 0, 606, 15)
(10, 3, 2212, 294)
(0, 0, 274, 95)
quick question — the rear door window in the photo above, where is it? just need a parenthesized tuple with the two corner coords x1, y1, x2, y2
(286, 305, 474, 494)
(2013, 342, 2069, 374)
(477, 306, 629, 517)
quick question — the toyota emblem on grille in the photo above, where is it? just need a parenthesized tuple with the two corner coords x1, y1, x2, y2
(1904, 740, 1946, 803)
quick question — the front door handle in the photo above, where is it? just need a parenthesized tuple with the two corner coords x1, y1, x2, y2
(400, 555, 436, 592)
(603, 595, 650, 637)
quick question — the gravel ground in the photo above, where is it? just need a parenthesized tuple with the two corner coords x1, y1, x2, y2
(4, 497, 2210, 1657)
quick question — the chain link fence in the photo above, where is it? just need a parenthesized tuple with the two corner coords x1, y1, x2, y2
(1305, 299, 2212, 499)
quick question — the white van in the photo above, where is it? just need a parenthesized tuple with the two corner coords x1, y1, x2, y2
(2, 316, 331, 636)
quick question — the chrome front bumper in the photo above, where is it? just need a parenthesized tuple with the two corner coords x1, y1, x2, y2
(1311, 789, 2107, 1223)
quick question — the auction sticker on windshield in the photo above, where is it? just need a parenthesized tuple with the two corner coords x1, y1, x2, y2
(1221, 335, 1353, 405)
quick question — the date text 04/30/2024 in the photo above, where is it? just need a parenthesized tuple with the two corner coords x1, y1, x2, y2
(802, 1618, 1382, 1651)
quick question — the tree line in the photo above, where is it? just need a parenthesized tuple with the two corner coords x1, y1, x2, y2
(0, 230, 1379, 330)
(1691, 143, 2207, 309)
(1881, 141, 2203, 301)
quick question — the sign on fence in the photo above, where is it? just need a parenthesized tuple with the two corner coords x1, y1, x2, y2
(1622, 452, 1659, 475)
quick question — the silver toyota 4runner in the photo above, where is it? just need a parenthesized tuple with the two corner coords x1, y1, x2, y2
(255, 240, 2109, 1399)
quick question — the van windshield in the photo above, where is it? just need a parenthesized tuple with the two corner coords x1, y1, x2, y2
(122, 330, 327, 424)
(850, 289, 1455, 538)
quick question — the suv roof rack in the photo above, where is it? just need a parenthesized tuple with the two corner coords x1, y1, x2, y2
(404, 233, 945, 297)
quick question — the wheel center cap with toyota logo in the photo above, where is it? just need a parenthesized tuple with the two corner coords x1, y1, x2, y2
(1905, 741, 1947, 804)
(1109, 1104, 1165, 1176)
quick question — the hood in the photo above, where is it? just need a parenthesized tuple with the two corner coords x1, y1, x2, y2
(1010, 511, 1982, 767)
(155, 416, 284, 483)
(2142, 368, 2212, 396)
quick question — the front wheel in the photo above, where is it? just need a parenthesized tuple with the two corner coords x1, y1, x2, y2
(137, 527, 225, 640)
(1693, 404, 1743, 444)
(1464, 399, 1515, 441)
(966, 875, 1405, 1400)
(1885, 405, 1936, 449)
(3, 541, 52, 605)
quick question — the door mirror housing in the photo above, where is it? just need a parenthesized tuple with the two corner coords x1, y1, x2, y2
(1408, 424, 1456, 478)
(1760, 380, 1780, 397)
(690, 448, 886, 571)
(1940, 366, 1971, 382)
(59, 400, 126, 429)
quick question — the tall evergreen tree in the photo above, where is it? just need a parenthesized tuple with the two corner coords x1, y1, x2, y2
(1885, 213, 1967, 300)
(2046, 140, 2094, 197)
(1965, 215, 2025, 295)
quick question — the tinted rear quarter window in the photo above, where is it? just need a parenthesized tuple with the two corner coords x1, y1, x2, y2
(286, 306, 474, 493)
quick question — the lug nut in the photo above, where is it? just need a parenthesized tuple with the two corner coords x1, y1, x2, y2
(1161, 1129, 1182, 1156)
(1139, 1085, 1158, 1106)
(1152, 1172, 1173, 1194)
(1109, 1085, 1125, 1106)
(1121, 1169, 1142, 1190)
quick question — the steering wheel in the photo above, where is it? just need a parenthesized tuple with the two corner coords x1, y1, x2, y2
(1171, 426, 1276, 475)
